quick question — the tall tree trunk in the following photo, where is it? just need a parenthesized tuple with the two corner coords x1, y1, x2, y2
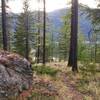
(1, 0, 8, 50)
(25, 14, 29, 60)
(68, 0, 78, 72)
(37, 0, 40, 63)
(68, 6, 74, 66)
(72, 0, 78, 72)
(43, 0, 46, 65)
(23, 0, 30, 60)
(51, 32, 53, 60)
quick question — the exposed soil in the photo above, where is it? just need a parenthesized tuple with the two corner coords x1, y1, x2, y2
(17, 62, 96, 100)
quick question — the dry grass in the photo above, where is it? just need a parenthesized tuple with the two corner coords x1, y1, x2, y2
(18, 62, 100, 100)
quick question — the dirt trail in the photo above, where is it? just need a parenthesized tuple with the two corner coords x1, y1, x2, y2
(17, 62, 94, 100)
(47, 62, 92, 100)
(56, 72, 84, 100)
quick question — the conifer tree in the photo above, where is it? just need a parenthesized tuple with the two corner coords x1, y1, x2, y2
(68, 0, 78, 72)
(43, 0, 46, 64)
(1, 0, 8, 50)
(59, 14, 70, 61)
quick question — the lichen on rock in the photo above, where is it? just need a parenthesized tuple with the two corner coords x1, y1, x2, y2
(0, 50, 33, 98)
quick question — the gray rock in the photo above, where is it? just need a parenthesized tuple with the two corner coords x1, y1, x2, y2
(0, 50, 32, 98)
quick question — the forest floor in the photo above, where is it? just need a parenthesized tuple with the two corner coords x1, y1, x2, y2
(18, 62, 100, 100)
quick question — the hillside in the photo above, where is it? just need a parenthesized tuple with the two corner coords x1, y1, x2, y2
(0, 7, 92, 41)
(47, 7, 92, 37)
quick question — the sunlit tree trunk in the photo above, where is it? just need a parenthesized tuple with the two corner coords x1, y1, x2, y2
(1, 0, 8, 50)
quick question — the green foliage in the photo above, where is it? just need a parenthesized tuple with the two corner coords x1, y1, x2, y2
(21, 84, 28, 91)
(86, 6, 100, 63)
(32, 65, 59, 76)
(76, 62, 100, 99)
(11, 0, 37, 58)
(13, 13, 26, 56)
(78, 33, 91, 61)
(80, 62, 97, 76)
(45, 32, 54, 61)
(27, 92, 55, 100)
(59, 12, 71, 61)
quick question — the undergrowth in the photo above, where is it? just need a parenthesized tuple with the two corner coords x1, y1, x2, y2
(77, 62, 100, 100)
(32, 65, 59, 77)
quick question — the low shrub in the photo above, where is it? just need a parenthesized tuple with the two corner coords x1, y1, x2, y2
(32, 65, 59, 77)
(27, 92, 55, 100)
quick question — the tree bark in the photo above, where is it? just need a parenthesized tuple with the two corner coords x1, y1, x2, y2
(37, 0, 41, 63)
(25, 15, 29, 60)
(1, 0, 8, 50)
(43, 0, 46, 65)
(68, 0, 78, 72)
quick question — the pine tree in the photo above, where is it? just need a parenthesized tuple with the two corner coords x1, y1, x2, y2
(68, 0, 78, 72)
(1, 0, 8, 50)
(23, 0, 30, 60)
(86, 3, 100, 62)
(37, 0, 41, 63)
(13, 0, 34, 59)
(59, 14, 71, 61)
(43, 0, 46, 64)
(14, 13, 26, 56)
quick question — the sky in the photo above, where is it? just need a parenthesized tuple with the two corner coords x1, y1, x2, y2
(6, 0, 97, 13)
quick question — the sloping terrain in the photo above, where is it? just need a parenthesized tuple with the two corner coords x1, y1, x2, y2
(18, 62, 100, 100)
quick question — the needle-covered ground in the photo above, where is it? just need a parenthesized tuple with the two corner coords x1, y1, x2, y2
(18, 62, 100, 100)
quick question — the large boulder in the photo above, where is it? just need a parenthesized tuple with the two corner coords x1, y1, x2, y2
(0, 50, 33, 98)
